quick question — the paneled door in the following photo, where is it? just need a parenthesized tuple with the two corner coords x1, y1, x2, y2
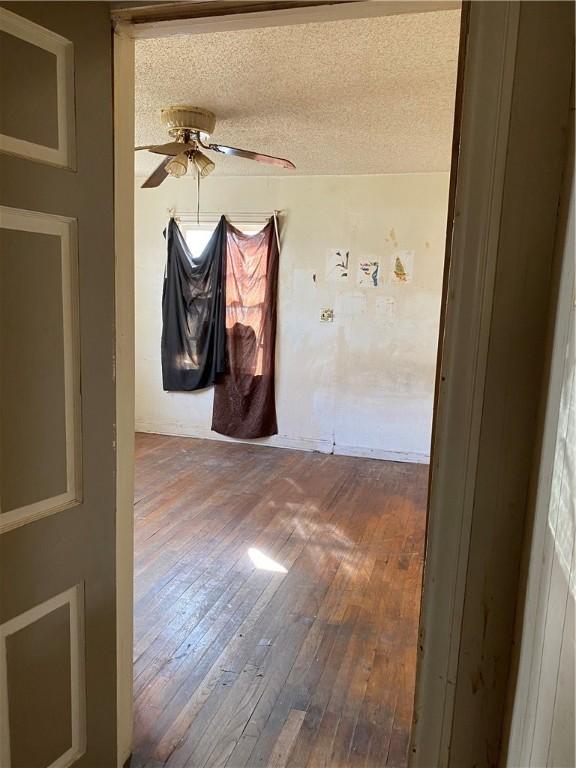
(0, 4, 118, 766)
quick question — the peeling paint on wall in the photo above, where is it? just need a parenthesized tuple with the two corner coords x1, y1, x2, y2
(385, 227, 399, 247)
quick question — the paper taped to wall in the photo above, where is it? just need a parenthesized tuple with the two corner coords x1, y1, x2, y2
(390, 251, 414, 283)
(325, 249, 350, 282)
(357, 259, 379, 288)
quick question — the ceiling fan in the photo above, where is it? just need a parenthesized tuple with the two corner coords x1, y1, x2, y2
(136, 106, 295, 188)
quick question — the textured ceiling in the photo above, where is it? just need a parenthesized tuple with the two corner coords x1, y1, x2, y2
(135, 9, 460, 177)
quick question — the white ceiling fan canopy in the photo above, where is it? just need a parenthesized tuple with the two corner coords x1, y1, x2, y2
(161, 105, 216, 139)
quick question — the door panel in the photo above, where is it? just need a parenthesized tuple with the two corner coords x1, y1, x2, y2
(0, 4, 117, 766)
(0, 6, 75, 168)
(0, 29, 59, 150)
(0, 211, 80, 530)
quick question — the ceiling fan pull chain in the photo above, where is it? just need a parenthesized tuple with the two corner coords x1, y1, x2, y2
(197, 166, 200, 225)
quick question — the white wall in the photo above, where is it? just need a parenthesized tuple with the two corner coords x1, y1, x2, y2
(135, 173, 449, 461)
(506, 141, 575, 767)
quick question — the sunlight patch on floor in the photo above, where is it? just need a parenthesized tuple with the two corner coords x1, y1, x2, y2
(248, 547, 288, 573)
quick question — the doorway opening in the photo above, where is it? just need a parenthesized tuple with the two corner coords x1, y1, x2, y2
(130, 6, 460, 767)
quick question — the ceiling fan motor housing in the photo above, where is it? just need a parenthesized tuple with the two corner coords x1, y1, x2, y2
(161, 106, 216, 139)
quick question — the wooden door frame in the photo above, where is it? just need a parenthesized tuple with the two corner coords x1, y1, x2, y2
(411, 3, 573, 765)
(113, 23, 135, 767)
(112, 2, 574, 766)
(411, 2, 521, 760)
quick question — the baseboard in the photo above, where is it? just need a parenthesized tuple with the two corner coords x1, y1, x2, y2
(135, 421, 333, 454)
(333, 444, 430, 464)
(136, 421, 430, 464)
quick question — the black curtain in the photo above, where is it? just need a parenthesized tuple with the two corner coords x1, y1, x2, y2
(161, 217, 227, 391)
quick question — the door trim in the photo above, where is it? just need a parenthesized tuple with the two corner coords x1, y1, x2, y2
(113, 0, 460, 39)
(113, 26, 135, 768)
(410, 3, 521, 763)
(0, 206, 82, 534)
(411, 2, 574, 764)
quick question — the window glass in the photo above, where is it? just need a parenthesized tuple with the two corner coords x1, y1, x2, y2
(184, 223, 266, 260)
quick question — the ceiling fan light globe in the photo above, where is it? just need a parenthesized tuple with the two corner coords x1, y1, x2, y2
(193, 150, 216, 178)
(165, 152, 189, 178)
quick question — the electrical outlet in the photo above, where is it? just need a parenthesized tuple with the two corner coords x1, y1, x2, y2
(320, 308, 334, 322)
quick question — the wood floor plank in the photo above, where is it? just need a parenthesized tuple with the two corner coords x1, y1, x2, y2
(268, 710, 306, 768)
(132, 433, 427, 768)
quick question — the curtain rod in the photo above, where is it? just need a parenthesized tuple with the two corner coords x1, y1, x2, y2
(168, 208, 283, 250)
(168, 208, 282, 219)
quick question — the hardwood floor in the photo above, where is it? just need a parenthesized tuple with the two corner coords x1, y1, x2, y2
(132, 433, 428, 768)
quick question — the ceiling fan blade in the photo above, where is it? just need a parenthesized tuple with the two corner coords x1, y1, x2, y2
(141, 156, 171, 188)
(135, 144, 158, 151)
(208, 143, 295, 169)
(147, 141, 192, 157)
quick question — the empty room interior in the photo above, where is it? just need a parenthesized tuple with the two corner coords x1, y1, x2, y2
(132, 7, 460, 768)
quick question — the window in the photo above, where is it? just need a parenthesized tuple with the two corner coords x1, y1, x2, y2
(183, 221, 266, 259)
